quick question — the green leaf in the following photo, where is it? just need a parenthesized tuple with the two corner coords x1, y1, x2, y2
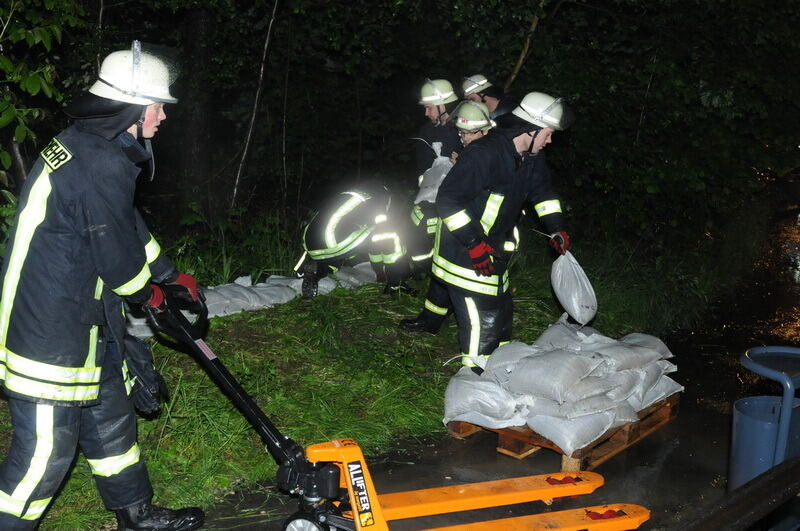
(14, 124, 27, 143)
(0, 107, 15, 129)
(0, 56, 13, 73)
(22, 75, 41, 96)
(0, 150, 11, 170)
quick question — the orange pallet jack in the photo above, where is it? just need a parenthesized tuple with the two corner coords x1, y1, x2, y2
(147, 289, 650, 531)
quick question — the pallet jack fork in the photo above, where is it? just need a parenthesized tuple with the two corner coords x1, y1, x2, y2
(147, 288, 650, 531)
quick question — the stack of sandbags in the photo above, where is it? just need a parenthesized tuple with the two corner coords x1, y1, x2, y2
(444, 313, 682, 455)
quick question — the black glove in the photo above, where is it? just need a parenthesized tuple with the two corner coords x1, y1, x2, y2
(123, 335, 169, 416)
(170, 272, 203, 302)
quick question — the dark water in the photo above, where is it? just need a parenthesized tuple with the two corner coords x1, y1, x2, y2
(203, 205, 800, 530)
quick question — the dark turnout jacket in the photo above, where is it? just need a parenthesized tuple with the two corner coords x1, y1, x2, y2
(0, 126, 173, 406)
(433, 130, 565, 296)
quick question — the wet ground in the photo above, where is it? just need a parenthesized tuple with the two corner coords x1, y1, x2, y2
(204, 204, 800, 530)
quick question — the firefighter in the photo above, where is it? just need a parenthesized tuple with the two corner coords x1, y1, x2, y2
(297, 183, 409, 297)
(0, 42, 204, 530)
(434, 91, 573, 374)
(462, 74, 518, 119)
(400, 101, 494, 334)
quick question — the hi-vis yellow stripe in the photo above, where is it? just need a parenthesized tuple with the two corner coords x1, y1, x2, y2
(112, 262, 151, 297)
(534, 199, 562, 217)
(0, 167, 52, 348)
(88, 444, 141, 477)
(443, 210, 471, 232)
(480, 193, 504, 234)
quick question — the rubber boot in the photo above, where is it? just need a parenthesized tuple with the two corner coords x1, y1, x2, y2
(301, 261, 319, 298)
(399, 309, 444, 334)
(115, 502, 204, 531)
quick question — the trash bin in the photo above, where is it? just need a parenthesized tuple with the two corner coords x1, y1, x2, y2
(728, 346, 800, 492)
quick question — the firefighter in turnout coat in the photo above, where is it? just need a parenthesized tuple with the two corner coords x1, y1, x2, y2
(0, 43, 204, 530)
(433, 92, 574, 373)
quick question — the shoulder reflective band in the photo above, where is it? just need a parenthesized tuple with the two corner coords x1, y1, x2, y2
(443, 210, 471, 232)
(534, 199, 562, 217)
(40, 138, 73, 171)
(0, 166, 53, 347)
(112, 262, 151, 297)
(325, 193, 368, 248)
(144, 234, 161, 263)
(0, 404, 53, 518)
(480, 193, 505, 234)
(87, 443, 141, 477)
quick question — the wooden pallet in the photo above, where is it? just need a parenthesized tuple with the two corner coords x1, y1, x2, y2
(448, 393, 680, 472)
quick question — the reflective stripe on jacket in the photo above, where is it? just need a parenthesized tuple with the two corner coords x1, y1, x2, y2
(0, 127, 172, 405)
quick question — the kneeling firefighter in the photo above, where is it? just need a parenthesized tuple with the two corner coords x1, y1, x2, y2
(0, 42, 204, 530)
(295, 183, 410, 297)
(434, 92, 574, 374)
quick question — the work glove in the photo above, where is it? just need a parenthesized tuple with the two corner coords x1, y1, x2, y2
(124, 335, 169, 416)
(467, 240, 497, 276)
(170, 272, 203, 302)
(143, 284, 167, 313)
(549, 231, 571, 255)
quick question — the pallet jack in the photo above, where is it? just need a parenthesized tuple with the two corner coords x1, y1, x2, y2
(147, 288, 650, 530)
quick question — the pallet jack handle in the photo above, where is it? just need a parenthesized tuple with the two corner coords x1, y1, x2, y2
(144, 285, 339, 499)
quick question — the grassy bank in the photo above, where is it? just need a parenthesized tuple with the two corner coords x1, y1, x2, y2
(0, 196, 774, 529)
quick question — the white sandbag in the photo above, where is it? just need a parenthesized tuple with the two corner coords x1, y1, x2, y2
(591, 342, 662, 371)
(611, 402, 640, 426)
(620, 332, 674, 359)
(527, 411, 615, 456)
(628, 375, 684, 411)
(564, 375, 623, 403)
(563, 394, 620, 419)
(444, 367, 527, 428)
(506, 350, 606, 403)
(550, 251, 597, 325)
(533, 313, 600, 349)
(483, 342, 543, 387)
(414, 142, 453, 204)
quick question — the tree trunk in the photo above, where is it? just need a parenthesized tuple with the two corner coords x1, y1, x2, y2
(179, 7, 213, 219)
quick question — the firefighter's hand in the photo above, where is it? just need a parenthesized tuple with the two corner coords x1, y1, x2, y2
(170, 272, 203, 302)
(467, 240, 497, 276)
(143, 284, 167, 313)
(549, 231, 571, 255)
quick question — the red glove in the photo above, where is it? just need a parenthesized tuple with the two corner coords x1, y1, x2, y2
(467, 240, 497, 276)
(171, 272, 202, 302)
(144, 284, 167, 313)
(549, 231, 571, 255)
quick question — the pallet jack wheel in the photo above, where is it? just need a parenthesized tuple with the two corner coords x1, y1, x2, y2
(282, 511, 341, 531)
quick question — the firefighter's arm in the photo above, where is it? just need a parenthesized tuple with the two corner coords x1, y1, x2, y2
(435, 149, 487, 248)
(525, 155, 569, 253)
(84, 181, 152, 304)
(134, 209, 176, 283)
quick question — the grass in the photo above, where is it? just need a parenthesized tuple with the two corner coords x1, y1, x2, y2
(0, 198, 774, 529)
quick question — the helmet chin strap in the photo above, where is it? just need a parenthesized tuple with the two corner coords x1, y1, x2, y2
(135, 107, 156, 181)
(521, 129, 540, 160)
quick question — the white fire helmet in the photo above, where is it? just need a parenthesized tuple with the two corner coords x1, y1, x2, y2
(453, 101, 493, 131)
(511, 91, 574, 130)
(418, 79, 458, 106)
(89, 40, 178, 105)
(462, 74, 492, 97)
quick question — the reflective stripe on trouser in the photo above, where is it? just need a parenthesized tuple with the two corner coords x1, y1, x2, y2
(422, 276, 451, 318)
(0, 342, 152, 529)
(447, 288, 512, 367)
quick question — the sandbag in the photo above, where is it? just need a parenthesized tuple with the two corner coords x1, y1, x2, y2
(506, 350, 606, 403)
(550, 251, 597, 325)
(482, 341, 543, 387)
(415, 142, 453, 204)
(444, 367, 527, 428)
(620, 332, 675, 359)
(527, 411, 615, 456)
